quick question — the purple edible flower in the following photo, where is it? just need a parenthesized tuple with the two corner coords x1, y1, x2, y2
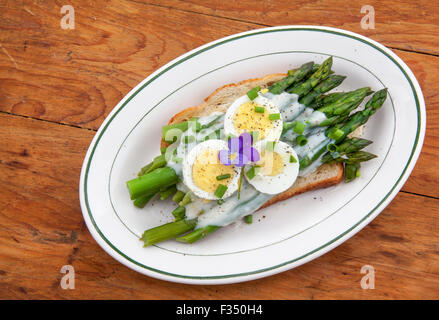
(218, 132, 260, 167)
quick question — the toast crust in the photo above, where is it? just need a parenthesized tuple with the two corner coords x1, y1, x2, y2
(161, 73, 344, 208)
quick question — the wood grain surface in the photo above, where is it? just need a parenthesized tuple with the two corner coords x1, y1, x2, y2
(0, 0, 438, 299)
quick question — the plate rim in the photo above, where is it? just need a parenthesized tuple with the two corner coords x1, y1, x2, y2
(79, 25, 426, 284)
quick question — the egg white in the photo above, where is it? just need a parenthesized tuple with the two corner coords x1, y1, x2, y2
(244, 140, 299, 194)
(224, 94, 283, 141)
(182, 139, 241, 200)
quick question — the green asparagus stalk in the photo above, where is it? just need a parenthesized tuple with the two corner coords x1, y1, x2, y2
(172, 206, 186, 221)
(140, 219, 197, 247)
(178, 191, 192, 207)
(126, 167, 179, 200)
(269, 62, 315, 94)
(317, 87, 373, 118)
(345, 163, 361, 183)
(160, 185, 177, 200)
(138, 154, 168, 176)
(287, 56, 333, 97)
(322, 138, 373, 163)
(282, 87, 372, 139)
(133, 193, 155, 208)
(175, 225, 220, 244)
(334, 151, 377, 164)
(299, 75, 346, 106)
(299, 89, 387, 170)
(309, 92, 347, 109)
(172, 190, 186, 203)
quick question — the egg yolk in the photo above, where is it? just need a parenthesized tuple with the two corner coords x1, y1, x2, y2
(256, 151, 284, 176)
(233, 102, 272, 140)
(192, 150, 235, 193)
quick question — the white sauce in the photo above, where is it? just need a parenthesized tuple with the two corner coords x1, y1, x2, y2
(197, 180, 272, 228)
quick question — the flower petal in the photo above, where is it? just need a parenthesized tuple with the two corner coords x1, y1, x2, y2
(233, 153, 249, 167)
(239, 132, 253, 150)
(228, 136, 241, 153)
(218, 149, 232, 166)
(250, 147, 260, 162)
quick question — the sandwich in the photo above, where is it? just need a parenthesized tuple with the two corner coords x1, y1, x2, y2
(125, 57, 388, 246)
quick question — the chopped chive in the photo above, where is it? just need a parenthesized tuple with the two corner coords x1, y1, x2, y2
(217, 199, 225, 205)
(293, 121, 306, 134)
(254, 106, 265, 113)
(269, 113, 281, 120)
(282, 121, 296, 133)
(327, 143, 338, 152)
(244, 215, 253, 224)
(266, 141, 276, 151)
(246, 86, 260, 100)
(328, 128, 345, 140)
(216, 174, 231, 181)
(296, 135, 308, 146)
(214, 184, 228, 198)
(289, 155, 297, 163)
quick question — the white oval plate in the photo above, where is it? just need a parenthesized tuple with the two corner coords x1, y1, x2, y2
(79, 26, 425, 284)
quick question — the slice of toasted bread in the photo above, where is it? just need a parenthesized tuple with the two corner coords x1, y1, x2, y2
(161, 73, 344, 208)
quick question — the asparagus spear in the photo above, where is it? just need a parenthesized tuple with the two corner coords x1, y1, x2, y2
(138, 154, 167, 176)
(287, 56, 333, 97)
(175, 225, 220, 244)
(309, 92, 347, 109)
(322, 137, 373, 163)
(317, 87, 373, 122)
(140, 219, 197, 246)
(172, 190, 186, 203)
(299, 88, 387, 170)
(159, 185, 177, 200)
(299, 75, 346, 106)
(268, 62, 315, 94)
(282, 87, 372, 142)
(133, 193, 155, 208)
(126, 166, 179, 200)
(172, 206, 186, 221)
(345, 163, 361, 183)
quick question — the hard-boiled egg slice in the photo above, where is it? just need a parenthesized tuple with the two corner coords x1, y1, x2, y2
(182, 139, 241, 200)
(224, 94, 283, 142)
(244, 140, 299, 194)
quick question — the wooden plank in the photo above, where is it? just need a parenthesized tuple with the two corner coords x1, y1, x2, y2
(0, 113, 438, 299)
(144, 0, 439, 56)
(0, 1, 437, 197)
(0, 0, 254, 130)
(394, 50, 439, 198)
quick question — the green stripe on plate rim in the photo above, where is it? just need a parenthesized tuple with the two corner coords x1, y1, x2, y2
(83, 27, 421, 280)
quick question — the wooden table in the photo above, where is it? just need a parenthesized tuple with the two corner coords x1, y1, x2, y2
(1, 0, 438, 299)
